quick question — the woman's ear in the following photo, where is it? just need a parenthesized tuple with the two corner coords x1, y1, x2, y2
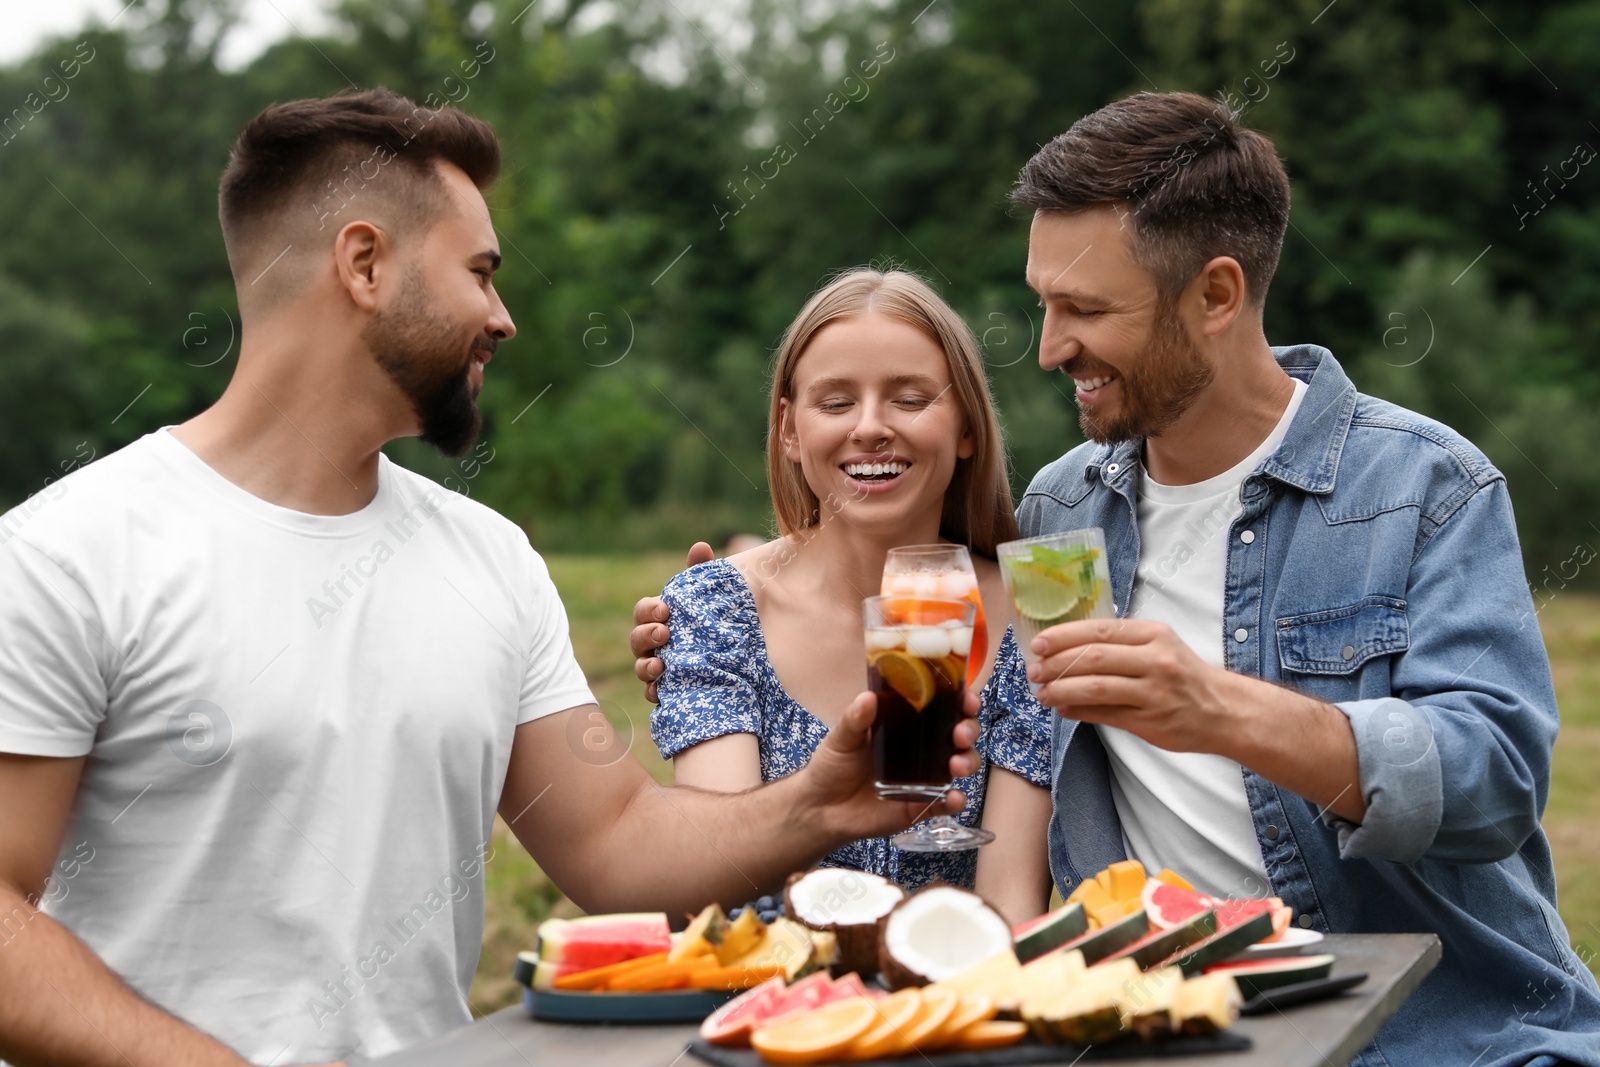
(778, 397, 802, 463)
(957, 421, 976, 461)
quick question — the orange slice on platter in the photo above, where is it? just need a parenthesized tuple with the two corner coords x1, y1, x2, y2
(872, 650, 935, 711)
(951, 1019, 1029, 1051)
(897, 985, 959, 1051)
(927, 994, 997, 1049)
(844, 988, 923, 1061)
(751, 996, 879, 1065)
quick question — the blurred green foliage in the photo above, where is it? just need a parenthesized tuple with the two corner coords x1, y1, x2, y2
(2, 0, 1596, 580)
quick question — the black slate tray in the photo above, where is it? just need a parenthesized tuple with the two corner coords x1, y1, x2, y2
(687, 1031, 1251, 1067)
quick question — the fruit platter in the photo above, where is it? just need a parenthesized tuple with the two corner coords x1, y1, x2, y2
(512, 862, 1357, 1063)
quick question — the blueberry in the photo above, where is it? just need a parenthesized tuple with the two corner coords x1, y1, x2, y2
(758, 909, 780, 923)
(728, 907, 743, 920)
(756, 895, 775, 910)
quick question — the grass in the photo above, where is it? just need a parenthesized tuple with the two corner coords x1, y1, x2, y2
(465, 560, 1600, 1012)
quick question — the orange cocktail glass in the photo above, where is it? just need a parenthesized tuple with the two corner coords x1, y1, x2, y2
(881, 545, 988, 688)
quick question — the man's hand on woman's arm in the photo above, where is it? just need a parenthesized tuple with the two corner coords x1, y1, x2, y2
(630, 541, 714, 703)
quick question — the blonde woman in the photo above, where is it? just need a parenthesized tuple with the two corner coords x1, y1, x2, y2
(647, 269, 1053, 924)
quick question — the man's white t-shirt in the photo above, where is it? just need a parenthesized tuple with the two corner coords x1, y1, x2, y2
(0, 429, 596, 1063)
(1099, 379, 1307, 898)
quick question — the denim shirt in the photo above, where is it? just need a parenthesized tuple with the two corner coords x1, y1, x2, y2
(1018, 345, 1600, 1067)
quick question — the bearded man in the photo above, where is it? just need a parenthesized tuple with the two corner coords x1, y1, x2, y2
(631, 92, 1600, 1065)
(0, 88, 979, 1067)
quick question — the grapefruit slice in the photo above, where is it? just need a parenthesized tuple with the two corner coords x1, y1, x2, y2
(763, 971, 835, 1022)
(700, 976, 788, 1047)
(1140, 880, 1212, 930)
(751, 996, 879, 1065)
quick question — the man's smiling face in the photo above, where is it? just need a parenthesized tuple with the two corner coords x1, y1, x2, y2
(1026, 207, 1213, 444)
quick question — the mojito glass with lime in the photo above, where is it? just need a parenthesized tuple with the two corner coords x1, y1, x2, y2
(997, 529, 1114, 688)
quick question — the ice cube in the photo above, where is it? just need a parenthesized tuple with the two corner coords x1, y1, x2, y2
(948, 626, 974, 656)
(939, 572, 976, 599)
(911, 574, 942, 598)
(866, 628, 904, 651)
(905, 626, 952, 659)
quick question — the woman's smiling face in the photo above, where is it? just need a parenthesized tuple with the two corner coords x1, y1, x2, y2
(780, 312, 973, 535)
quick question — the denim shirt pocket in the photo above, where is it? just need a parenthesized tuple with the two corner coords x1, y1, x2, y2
(1275, 595, 1410, 676)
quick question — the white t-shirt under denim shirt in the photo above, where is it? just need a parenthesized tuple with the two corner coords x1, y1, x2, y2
(1100, 379, 1307, 897)
(0, 429, 595, 1063)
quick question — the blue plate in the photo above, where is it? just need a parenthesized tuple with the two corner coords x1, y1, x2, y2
(521, 985, 736, 1024)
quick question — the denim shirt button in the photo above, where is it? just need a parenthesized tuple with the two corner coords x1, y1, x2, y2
(1298, 914, 1315, 929)
(1233, 628, 1249, 643)
(1240, 529, 1256, 544)
(1265, 824, 1280, 840)
(1341, 644, 1356, 661)
(1106, 463, 1121, 476)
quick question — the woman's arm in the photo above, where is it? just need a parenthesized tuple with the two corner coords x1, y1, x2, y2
(674, 733, 764, 792)
(973, 765, 1054, 927)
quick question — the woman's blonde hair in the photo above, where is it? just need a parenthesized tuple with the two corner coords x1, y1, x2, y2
(766, 268, 1019, 558)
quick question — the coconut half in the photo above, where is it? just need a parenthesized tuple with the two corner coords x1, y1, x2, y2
(878, 885, 1014, 990)
(784, 868, 905, 976)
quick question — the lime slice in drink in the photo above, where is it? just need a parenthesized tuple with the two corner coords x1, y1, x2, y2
(1006, 564, 1083, 622)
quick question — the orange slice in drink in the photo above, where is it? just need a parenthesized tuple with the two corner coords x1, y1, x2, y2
(951, 1019, 1028, 1051)
(751, 996, 879, 1065)
(872, 650, 936, 711)
(844, 989, 922, 1060)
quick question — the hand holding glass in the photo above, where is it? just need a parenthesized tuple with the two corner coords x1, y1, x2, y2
(864, 594, 994, 852)
(997, 529, 1115, 692)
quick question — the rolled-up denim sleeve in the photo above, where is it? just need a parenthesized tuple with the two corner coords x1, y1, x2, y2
(1322, 478, 1559, 864)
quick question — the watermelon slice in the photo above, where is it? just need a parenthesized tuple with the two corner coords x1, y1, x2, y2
(1098, 910, 1216, 970)
(1215, 897, 1294, 941)
(1142, 882, 1294, 941)
(536, 913, 672, 971)
(1052, 909, 1149, 965)
(1013, 902, 1089, 963)
(1205, 953, 1336, 999)
(1161, 907, 1277, 974)
(699, 976, 788, 1046)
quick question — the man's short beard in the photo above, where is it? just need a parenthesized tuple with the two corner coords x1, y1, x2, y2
(364, 270, 482, 458)
(1076, 295, 1213, 444)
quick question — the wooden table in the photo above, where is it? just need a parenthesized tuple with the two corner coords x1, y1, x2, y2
(364, 933, 1441, 1067)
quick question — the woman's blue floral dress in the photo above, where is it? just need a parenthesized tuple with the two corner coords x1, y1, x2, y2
(651, 558, 1053, 892)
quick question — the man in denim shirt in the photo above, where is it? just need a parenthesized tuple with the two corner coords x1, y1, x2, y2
(1015, 91, 1600, 1064)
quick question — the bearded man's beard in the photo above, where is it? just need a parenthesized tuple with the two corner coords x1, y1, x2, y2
(365, 271, 485, 458)
(1073, 298, 1214, 444)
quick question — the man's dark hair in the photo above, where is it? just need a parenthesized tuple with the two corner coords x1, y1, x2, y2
(1012, 91, 1290, 305)
(218, 87, 500, 295)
